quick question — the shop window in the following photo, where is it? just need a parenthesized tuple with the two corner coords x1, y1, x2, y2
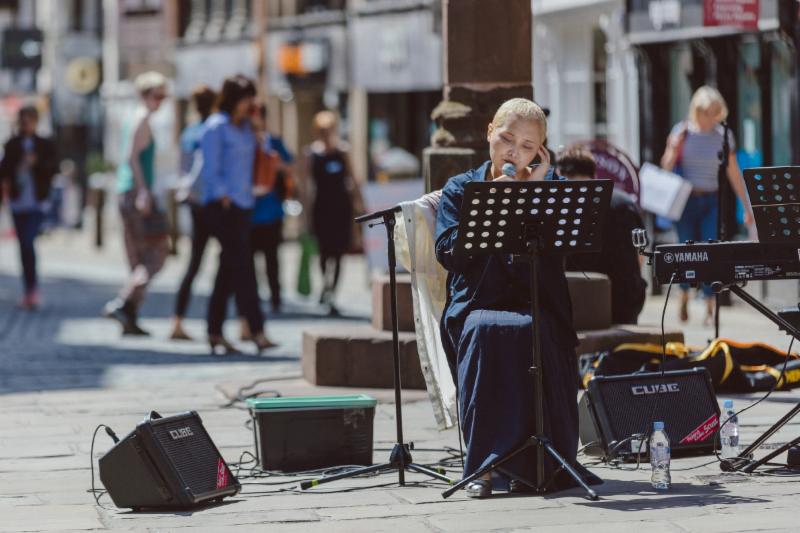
(770, 38, 793, 166)
(592, 27, 608, 139)
(367, 91, 438, 182)
(300, 0, 345, 13)
(736, 38, 762, 169)
(667, 43, 693, 126)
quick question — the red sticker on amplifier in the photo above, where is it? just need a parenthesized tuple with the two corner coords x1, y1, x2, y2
(680, 413, 719, 444)
(216, 458, 229, 489)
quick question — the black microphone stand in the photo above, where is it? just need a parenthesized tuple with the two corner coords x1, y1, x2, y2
(715, 121, 732, 338)
(299, 206, 452, 490)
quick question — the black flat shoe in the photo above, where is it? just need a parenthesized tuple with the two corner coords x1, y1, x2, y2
(209, 336, 240, 355)
(123, 322, 151, 336)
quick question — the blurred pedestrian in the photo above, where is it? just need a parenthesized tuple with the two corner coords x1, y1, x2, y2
(560, 146, 647, 324)
(170, 85, 217, 341)
(248, 103, 294, 316)
(103, 71, 170, 336)
(660, 86, 752, 325)
(200, 75, 276, 354)
(0, 105, 58, 309)
(302, 111, 360, 316)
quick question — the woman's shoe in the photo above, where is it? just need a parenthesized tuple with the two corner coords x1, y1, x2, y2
(240, 318, 253, 342)
(252, 333, 278, 353)
(465, 479, 492, 499)
(209, 335, 240, 355)
(169, 322, 193, 341)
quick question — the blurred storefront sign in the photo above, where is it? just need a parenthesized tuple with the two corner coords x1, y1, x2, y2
(628, 0, 777, 43)
(265, 24, 348, 93)
(350, 9, 441, 92)
(1, 28, 43, 70)
(703, 0, 760, 29)
(174, 42, 258, 98)
(572, 140, 641, 200)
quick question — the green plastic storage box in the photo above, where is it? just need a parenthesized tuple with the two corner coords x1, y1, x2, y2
(246, 394, 377, 472)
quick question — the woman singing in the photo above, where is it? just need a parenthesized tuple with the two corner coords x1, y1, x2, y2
(435, 98, 596, 498)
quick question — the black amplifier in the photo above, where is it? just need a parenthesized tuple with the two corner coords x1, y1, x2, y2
(99, 411, 240, 510)
(579, 368, 720, 459)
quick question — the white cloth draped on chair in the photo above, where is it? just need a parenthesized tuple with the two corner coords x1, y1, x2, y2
(393, 190, 457, 430)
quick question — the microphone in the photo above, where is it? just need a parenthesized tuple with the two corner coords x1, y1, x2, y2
(501, 162, 516, 179)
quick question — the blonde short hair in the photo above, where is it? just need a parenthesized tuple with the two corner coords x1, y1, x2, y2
(688, 86, 728, 125)
(312, 110, 338, 135)
(491, 98, 548, 139)
(134, 70, 167, 96)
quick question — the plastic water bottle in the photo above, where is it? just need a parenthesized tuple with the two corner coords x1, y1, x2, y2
(719, 400, 740, 459)
(650, 421, 671, 490)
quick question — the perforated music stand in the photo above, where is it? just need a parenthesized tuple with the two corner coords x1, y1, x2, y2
(715, 166, 800, 474)
(440, 179, 613, 500)
(744, 166, 800, 243)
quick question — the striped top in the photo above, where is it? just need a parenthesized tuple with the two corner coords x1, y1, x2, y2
(669, 121, 736, 192)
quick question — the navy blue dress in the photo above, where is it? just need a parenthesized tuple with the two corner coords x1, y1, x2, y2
(435, 161, 588, 491)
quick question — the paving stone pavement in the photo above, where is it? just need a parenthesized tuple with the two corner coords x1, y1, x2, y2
(1, 226, 800, 532)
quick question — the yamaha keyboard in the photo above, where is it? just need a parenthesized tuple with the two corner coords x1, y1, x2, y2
(653, 241, 800, 285)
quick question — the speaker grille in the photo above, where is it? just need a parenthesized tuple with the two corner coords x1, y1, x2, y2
(152, 415, 229, 496)
(588, 370, 719, 454)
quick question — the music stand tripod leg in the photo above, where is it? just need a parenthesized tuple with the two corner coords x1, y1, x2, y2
(407, 463, 452, 483)
(527, 239, 597, 500)
(539, 438, 598, 500)
(742, 434, 800, 473)
(441, 437, 538, 498)
(719, 284, 800, 474)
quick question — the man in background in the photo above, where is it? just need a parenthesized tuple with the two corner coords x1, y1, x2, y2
(560, 146, 647, 324)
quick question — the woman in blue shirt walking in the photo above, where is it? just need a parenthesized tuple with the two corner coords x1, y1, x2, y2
(200, 75, 276, 354)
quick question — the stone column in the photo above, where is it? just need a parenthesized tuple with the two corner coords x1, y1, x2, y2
(424, 0, 533, 192)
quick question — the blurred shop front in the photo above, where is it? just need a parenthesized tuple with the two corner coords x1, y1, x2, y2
(350, 1, 442, 183)
(264, 10, 349, 163)
(628, 0, 799, 170)
(533, 0, 640, 163)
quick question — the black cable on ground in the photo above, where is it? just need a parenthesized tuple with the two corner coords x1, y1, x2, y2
(88, 424, 119, 506)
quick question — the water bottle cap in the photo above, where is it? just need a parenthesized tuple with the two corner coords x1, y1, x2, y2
(653, 421, 664, 431)
(724, 400, 734, 409)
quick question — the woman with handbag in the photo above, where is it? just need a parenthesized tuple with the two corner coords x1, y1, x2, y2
(660, 86, 752, 325)
(200, 75, 277, 354)
(103, 72, 170, 336)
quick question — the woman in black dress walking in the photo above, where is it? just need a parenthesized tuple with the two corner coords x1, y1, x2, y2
(303, 111, 358, 315)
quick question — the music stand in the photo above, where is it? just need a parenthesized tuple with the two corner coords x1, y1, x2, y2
(717, 166, 800, 473)
(299, 206, 453, 490)
(440, 179, 612, 500)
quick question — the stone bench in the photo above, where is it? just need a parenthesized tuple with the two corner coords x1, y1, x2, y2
(302, 324, 684, 390)
(302, 270, 683, 389)
(302, 326, 426, 390)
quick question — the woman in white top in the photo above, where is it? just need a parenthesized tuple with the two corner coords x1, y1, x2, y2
(660, 86, 752, 325)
